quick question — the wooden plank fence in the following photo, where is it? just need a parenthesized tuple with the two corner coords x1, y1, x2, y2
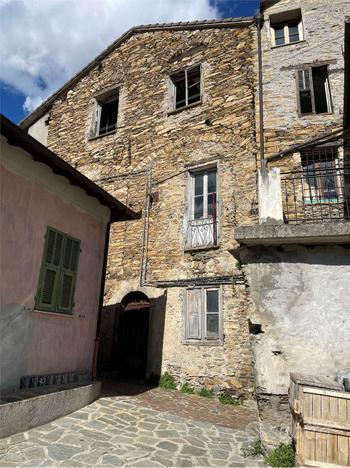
(291, 380, 350, 467)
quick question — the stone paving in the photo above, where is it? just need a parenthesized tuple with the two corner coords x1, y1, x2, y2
(0, 387, 265, 467)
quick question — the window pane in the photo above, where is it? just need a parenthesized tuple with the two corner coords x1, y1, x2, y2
(206, 314, 219, 337)
(207, 193, 216, 217)
(194, 196, 203, 219)
(206, 290, 218, 312)
(187, 66, 201, 105)
(274, 26, 285, 45)
(300, 90, 313, 114)
(288, 22, 299, 42)
(207, 171, 216, 194)
(195, 174, 203, 195)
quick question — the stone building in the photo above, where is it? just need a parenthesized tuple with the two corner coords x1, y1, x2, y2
(21, 18, 259, 397)
(234, 0, 350, 447)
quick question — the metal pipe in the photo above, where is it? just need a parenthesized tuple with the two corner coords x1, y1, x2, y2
(256, 13, 265, 168)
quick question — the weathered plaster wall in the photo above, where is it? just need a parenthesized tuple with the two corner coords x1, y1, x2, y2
(27, 113, 49, 146)
(28, 25, 258, 394)
(240, 243, 350, 445)
(0, 138, 108, 393)
(259, 0, 347, 157)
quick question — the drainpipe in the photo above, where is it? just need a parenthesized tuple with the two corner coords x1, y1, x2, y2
(91, 217, 112, 380)
(256, 13, 266, 168)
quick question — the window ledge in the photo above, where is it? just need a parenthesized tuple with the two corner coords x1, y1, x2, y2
(33, 309, 74, 317)
(167, 100, 203, 116)
(88, 129, 117, 141)
(182, 340, 223, 347)
(271, 39, 306, 49)
(184, 244, 220, 253)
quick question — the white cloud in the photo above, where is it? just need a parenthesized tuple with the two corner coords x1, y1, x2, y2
(0, 0, 219, 115)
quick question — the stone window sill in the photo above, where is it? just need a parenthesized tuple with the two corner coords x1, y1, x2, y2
(271, 39, 306, 49)
(182, 339, 223, 347)
(184, 244, 220, 254)
(33, 309, 74, 317)
(167, 100, 202, 116)
(88, 129, 117, 141)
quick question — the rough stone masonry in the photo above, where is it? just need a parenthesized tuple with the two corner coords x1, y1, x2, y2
(24, 20, 259, 397)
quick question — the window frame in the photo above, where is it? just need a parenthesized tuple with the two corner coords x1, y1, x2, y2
(169, 64, 202, 112)
(183, 286, 223, 345)
(35, 227, 81, 315)
(185, 165, 219, 251)
(89, 87, 119, 139)
(296, 65, 333, 117)
(270, 10, 303, 47)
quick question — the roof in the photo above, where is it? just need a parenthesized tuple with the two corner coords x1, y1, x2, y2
(1, 114, 137, 222)
(20, 16, 255, 130)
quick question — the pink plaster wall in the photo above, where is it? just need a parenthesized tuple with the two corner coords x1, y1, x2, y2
(1, 164, 107, 379)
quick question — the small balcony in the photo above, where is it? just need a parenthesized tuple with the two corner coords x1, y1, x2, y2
(281, 166, 350, 224)
(186, 217, 218, 250)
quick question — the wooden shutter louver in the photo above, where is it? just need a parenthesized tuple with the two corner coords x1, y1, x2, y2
(36, 227, 80, 314)
(186, 289, 202, 340)
(57, 238, 80, 313)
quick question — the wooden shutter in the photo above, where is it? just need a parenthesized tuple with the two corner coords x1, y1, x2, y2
(57, 237, 80, 313)
(185, 288, 202, 340)
(90, 101, 101, 138)
(36, 228, 64, 311)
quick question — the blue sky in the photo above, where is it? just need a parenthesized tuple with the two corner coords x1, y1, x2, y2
(0, 0, 259, 124)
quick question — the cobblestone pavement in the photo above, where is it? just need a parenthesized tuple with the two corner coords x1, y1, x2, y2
(0, 388, 265, 467)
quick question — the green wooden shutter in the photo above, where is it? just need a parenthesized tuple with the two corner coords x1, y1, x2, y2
(36, 228, 64, 311)
(57, 237, 80, 314)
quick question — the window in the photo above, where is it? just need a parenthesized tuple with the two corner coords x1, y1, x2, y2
(301, 148, 343, 203)
(170, 65, 201, 110)
(186, 167, 218, 249)
(90, 89, 119, 138)
(184, 287, 222, 344)
(297, 66, 332, 115)
(270, 10, 303, 47)
(36, 227, 80, 314)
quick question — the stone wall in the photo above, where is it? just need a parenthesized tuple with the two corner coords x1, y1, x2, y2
(28, 24, 258, 395)
(259, 0, 347, 158)
(240, 243, 350, 446)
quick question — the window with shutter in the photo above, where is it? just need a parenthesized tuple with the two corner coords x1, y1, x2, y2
(297, 66, 332, 116)
(170, 65, 201, 111)
(183, 287, 222, 344)
(36, 227, 80, 314)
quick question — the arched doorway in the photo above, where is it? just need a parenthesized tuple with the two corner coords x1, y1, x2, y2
(114, 291, 150, 379)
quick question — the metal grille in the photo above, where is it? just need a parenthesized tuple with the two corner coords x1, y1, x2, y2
(280, 147, 350, 223)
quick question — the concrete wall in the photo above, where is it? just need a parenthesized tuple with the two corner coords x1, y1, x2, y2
(0, 136, 109, 393)
(259, 0, 347, 157)
(27, 25, 258, 395)
(27, 112, 49, 146)
(240, 243, 350, 445)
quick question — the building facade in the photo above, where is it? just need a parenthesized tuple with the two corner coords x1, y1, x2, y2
(0, 115, 135, 394)
(22, 19, 259, 397)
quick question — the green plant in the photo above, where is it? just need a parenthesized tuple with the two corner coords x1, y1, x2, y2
(158, 372, 176, 390)
(265, 444, 295, 467)
(235, 260, 242, 268)
(218, 394, 240, 405)
(181, 383, 195, 394)
(198, 388, 214, 398)
(241, 439, 263, 458)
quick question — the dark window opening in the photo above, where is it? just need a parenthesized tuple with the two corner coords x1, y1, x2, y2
(171, 65, 201, 110)
(298, 66, 332, 115)
(98, 97, 119, 135)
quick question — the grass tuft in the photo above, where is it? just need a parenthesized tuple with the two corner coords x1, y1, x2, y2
(181, 383, 195, 394)
(158, 372, 176, 390)
(264, 444, 295, 467)
(198, 388, 214, 398)
(241, 439, 263, 458)
(219, 393, 240, 405)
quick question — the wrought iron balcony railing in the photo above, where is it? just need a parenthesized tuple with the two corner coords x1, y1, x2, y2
(280, 166, 350, 223)
(186, 217, 218, 249)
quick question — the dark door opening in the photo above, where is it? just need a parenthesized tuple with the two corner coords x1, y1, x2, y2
(115, 300, 150, 379)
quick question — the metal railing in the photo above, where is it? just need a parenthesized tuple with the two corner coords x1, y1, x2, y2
(280, 166, 350, 223)
(186, 217, 217, 249)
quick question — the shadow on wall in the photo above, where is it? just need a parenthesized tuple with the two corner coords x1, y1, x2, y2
(97, 291, 167, 383)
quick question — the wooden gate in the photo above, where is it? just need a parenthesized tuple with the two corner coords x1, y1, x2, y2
(290, 376, 350, 467)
